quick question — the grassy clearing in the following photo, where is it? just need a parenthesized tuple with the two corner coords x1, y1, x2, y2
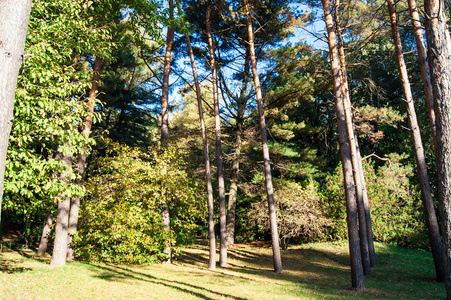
(0, 241, 445, 299)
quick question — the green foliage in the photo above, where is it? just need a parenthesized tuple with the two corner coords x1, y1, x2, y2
(322, 156, 429, 249)
(74, 141, 206, 264)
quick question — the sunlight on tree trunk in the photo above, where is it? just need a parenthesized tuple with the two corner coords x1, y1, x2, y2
(423, 0, 451, 291)
(0, 0, 32, 232)
(50, 153, 73, 267)
(322, 0, 364, 290)
(244, 0, 282, 273)
(179, 4, 217, 269)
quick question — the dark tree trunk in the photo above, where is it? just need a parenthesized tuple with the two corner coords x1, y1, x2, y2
(226, 124, 242, 247)
(423, 0, 451, 293)
(67, 56, 103, 262)
(36, 210, 53, 256)
(226, 48, 249, 248)
(322, 0, 364, 290)
(0, 0, 32, 231)
(50, 153, 73, 266)
(244, 0, 282, 273)
(206, 1, 227, 267)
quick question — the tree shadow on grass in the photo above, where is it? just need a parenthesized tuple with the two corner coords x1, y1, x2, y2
(0, 257, 32, 273)
(176, 243, 444, 299)
(88, 263, 246, 300)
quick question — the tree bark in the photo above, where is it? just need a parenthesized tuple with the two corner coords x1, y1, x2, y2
(206, 1, 227, 267)
(322, 0, 364, 290)
(408, 0, 438, 152)
(50, 153, 73, 266)
(226, 48, 249, 248)
(226, 124, 243, 247)
(66, 56, 103, 262)
(161, 0, 175, 264)
(181, 9, 217, 270)
(332, 0, 371, 275)
(0, 0, 32, 231)
(244, 0, 282, 273)
(36, 210, 53, 257)
(388, 0, 445, 283)
(423, 0, 451, 293)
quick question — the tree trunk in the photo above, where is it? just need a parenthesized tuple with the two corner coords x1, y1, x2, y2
(332, 1, 371, 275)
(408, 0, 438, 152)
(206, 2, 227, 267)
(66, 56, 103, 262)
(226, 124, 242, 247)
(226, 48, 249, 248)
(322, 0, 364, 290)
(36, 210, 53, 257)
(388, 0, 445, 283)
(161, 0, 175, 264)
(50, 153, 73, 267)
(244, 0, 282, 273)
(181, 11, 217, 270)
(0, 0, 32, 231)
(354, 135, 377, 268)
(423, 0, 451, 292)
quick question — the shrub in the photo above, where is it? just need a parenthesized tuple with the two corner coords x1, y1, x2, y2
(248, 179, 330, 249)
(322, 154, 429, 249)
(74, 141, 205, 264)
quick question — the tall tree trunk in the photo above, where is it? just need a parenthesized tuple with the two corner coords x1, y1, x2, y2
(161, 0, 175, 264)
(206, 1, 227, 267)
(244, 0, 282, 273)
(36, 209, 53, 257)
(181, 9, 217, 270)
(66, 56, 103, 262)
(408, 0, 438, 152)
(50, 153, 73, 266)
(226, 48, 249, 247)
(322, 0, 364, 290)
(423, 0, 451, 292)
(226, 123, 243, 247)
(332, 0, 371, 275)
(388, 0, 445, 282)
(0, 0, 32, 232)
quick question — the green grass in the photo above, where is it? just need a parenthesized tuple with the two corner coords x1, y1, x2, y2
(0, 241, 445, 299)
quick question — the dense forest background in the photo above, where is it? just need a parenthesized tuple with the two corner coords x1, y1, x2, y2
(0, 0, 444, 282)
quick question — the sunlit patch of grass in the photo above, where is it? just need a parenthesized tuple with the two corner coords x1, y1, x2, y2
(0, 241, 445, 299)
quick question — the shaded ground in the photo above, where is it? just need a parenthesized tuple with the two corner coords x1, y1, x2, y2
(0, 241, 445, 299)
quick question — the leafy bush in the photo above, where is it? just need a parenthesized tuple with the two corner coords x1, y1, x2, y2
(248, 179, 330, 249)
(74, 141, 206, 264)
(323, 155, 429, 249)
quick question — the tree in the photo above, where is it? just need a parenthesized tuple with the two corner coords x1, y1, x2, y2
(206, 0, 227, 267)
(178, 2, 217, 269)
(160, 0, 175, 264)
(321, 0, 364, 290)
(0, 0, 32, 232)
(66, 56, 103, 261)
(387, 0, 444, 282)
(423, 0, 451, 295)
(244, 0, 282, 273)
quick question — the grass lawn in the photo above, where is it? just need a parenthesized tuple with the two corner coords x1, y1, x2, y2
(0, 241, 445, 299)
